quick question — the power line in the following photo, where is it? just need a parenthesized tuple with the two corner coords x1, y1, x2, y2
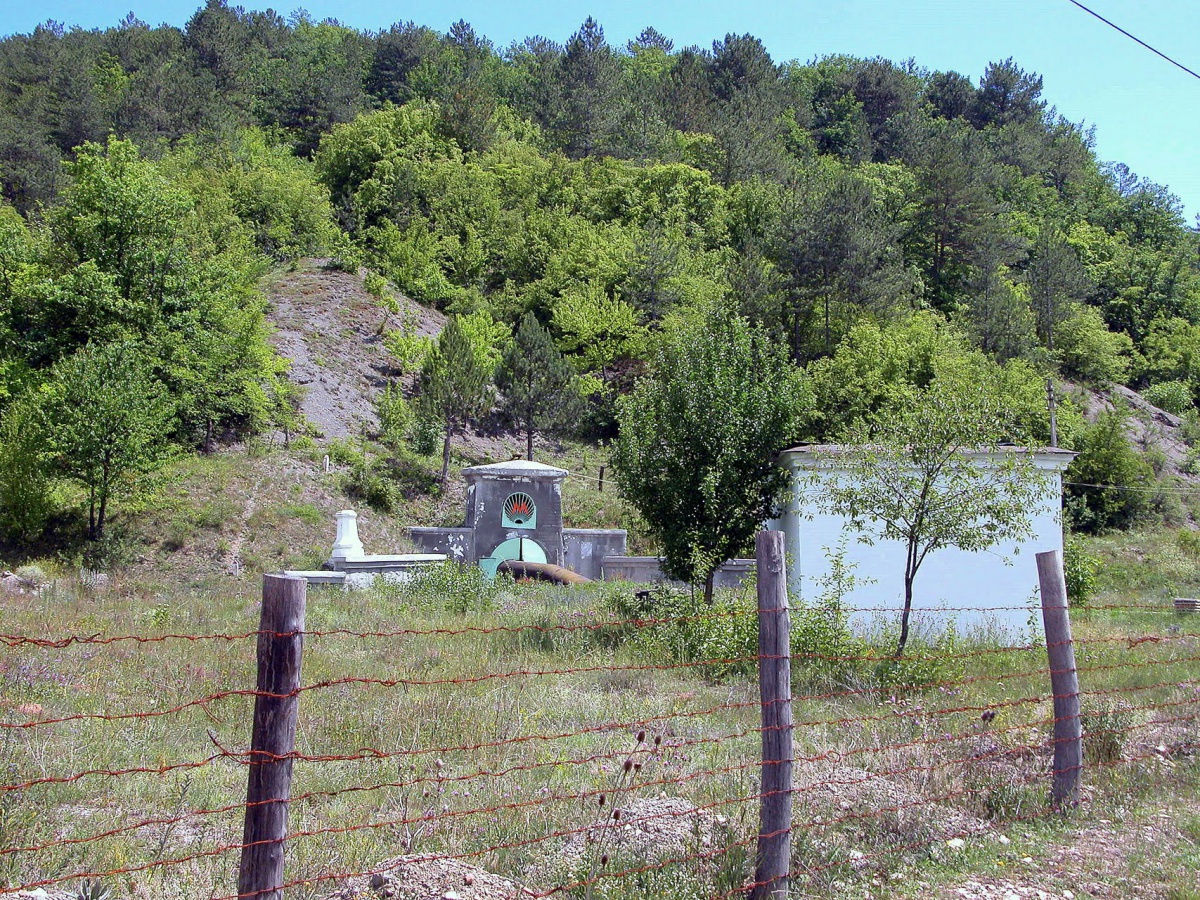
(1064, 479, 1200, 496)
(1065, 0, 1200, 82)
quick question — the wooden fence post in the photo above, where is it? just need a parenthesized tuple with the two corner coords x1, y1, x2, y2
(752, 531, 792, 900)
(239, 574, 307, 899)
(1036, 550, 1082, 808)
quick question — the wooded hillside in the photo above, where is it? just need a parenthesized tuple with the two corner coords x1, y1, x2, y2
(1, 3, 1198, 549)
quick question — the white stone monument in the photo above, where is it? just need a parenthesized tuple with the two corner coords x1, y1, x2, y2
(328, 509, 365, 566)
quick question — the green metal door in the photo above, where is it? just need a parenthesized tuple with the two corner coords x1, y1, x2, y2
(479, 537, 547, 577)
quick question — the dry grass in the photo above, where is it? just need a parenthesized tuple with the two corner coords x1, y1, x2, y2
(1, 514, 1198, 899)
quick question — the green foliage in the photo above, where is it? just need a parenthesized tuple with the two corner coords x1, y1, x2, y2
(408, 407, 443, 457)
(382, 308, 434, 376)
(496, 312, 583, 459)
(385, 560, 506, 613)
(0, 138, 285, 447)
(342, 455, 399, 513)
(417, 315, 495, 483)
(552, 282, 646, 375)
(1063, 534, 1100, 607)
(1054, 304, 1132, 385)
(0, 15, 1193, 418)
(164, 129, 340, 259)
(374, 382, 414, 448)
(815, 367, 1052, 656)
(456, 309, 509, 375)
(1142, 381, 1194, 416)
(612, 306, 809, 600)
(807, 312, 1064, 446)
(0, 393, 53, 542)
(792, 540, 868, 688)
(609, 584, 759, 681)
(44, 342, 176, 540)
(1065, 410, 1155, 533)
(1139, 318, 1200, 407)
(870, 641, 959, 695)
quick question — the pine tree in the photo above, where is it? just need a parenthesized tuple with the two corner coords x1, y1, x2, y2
(496, 312, 581, 461)
(418, 316, 493, 484)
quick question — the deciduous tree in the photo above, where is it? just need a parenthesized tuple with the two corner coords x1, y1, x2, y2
(612, 305, 809, 602)
(45, 341, 175, 540)
(814, 369, 1050, 656)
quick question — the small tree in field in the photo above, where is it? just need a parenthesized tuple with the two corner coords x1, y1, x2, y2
(816, 370, 1051, 657)
(612, 306, 809, 603)
(496, 312, 582, 460)
(45, 342, 175, 540)
(417, 316, 493, 485)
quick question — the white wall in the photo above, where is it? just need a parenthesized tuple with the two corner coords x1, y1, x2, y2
(769, 449, 1073, 644)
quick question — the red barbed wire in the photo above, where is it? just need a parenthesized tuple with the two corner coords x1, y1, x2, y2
(3, 595, 1197, 896)
(3, 719, 1194, 895)
(4, 690, 1194, 879)
(6, 649, 1196, 763)
(0, 780, 771, 895)
(0, 726, 757, 857)
(218, 725, 1200, 900)
(1, 606, 1194, 651)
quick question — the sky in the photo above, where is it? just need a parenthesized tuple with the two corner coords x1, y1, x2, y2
(1, 0, 1197, 222)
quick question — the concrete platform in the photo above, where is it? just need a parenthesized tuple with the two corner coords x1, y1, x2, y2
(283, 570, 348, 586)
(336, 553, 446, 572)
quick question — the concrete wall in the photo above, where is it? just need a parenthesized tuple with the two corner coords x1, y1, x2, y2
(562, 528, 627, 581)
(601, 556, 755, 589)
(769, 448, 1074, 643)
(465, 461, 566, 566)
(407, 527, 474, 563)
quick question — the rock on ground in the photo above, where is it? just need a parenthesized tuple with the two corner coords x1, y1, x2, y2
(321, 855, 534, 900)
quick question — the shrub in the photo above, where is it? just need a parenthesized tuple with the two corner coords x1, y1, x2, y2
(1082, 700, 1135, 765)
(326, 437, 364, 467)
(611, 584, 759, 681)
(1065, 410, 1155, 532)
(1063, 535, 1100, 607)
(341, 456, 397, 513)
(389, 561, 505, 613)
(409, 408, 443, 457)
(1143, 381, 1194, 415)
(793, 540, 870, 687)
(13, 563, 49, 586)
(375, 382, 413, 448)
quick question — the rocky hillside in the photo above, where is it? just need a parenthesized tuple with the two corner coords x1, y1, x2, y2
(266, 259, 444, 440)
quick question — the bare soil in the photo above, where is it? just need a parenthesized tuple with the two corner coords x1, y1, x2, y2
(265, 259, 444, 441)
(937, 800, 1200, 900)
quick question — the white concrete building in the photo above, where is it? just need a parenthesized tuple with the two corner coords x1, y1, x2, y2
(768, 445, 1076, 642)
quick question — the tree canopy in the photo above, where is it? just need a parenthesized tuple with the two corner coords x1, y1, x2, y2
(612, 306, 810, 602)
(1, 8, 1198, 545)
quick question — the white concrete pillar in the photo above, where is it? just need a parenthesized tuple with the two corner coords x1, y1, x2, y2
(328, 510, 365, 568)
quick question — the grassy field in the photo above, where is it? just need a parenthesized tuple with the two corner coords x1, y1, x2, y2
(1, 439, 1199, 900)
(1, 527, 1198, 900)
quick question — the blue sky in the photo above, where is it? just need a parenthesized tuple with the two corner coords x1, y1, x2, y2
(2, 0, 1197, 222)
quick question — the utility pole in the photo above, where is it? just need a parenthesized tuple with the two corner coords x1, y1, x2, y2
(1047, 379, 1058, 449)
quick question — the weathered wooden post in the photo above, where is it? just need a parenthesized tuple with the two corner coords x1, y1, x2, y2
(1036, 550, 1082, 807)
(752, 531, 792, 900)
(239, 574, 307, 898)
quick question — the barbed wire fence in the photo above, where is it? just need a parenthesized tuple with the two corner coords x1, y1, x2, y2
(0, 535, 1197, 899)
